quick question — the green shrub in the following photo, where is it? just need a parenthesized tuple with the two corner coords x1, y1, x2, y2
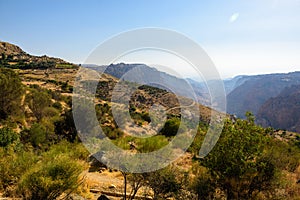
(43, 107, 60, 119)
(0, 68, 24, 119)
(0, 127, 19, 147)
(27, 123, 47, 147)
(135, 135, 169, 153)
(0, 148, 37, 194)
(144, 166, 181, 199)
(54, 109, 78, 142)
(201, 117, 276, 199)
(17, 142, 88, 199)
(18, 155, 84, 200)
(26, 89, 52, 121)
(52, 101, 62, 110)
(160, 118, 181, 137)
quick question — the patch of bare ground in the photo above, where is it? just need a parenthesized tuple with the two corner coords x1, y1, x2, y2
(85, 169, 153, 200)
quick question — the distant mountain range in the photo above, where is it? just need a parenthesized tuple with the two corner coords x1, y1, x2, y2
(224, 72, 300, 133)
(84, 63, 211, 105)
(225, 72, 300, 117)
(1, 41, 300, 133)
(84, 63, 300, 133)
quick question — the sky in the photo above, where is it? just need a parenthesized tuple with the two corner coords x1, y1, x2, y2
(1, 0, 300, 79)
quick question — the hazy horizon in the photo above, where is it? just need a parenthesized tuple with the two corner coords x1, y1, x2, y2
(1, 0, 300, 78)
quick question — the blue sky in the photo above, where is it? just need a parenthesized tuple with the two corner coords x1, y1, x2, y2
(1, 0, 300, 78)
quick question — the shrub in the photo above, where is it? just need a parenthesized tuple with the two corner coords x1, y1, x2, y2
(201, 117, 276, 199)
(0, 68, 23, 119)
(144, 166, 181, 199)
(135, 135, 169, 153)
(18, 155, 84, 200)
(52, 101, 62, 110)
(26, 123, 47, 147)
(0, 148, 37, 195)
(26, 89, 52, 121)
(0, 127, 19, 147)
(17, 142, 88, 199)
(160, 118, 181, 137)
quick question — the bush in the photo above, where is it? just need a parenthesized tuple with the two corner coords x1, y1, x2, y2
(201, 117, 276, 199)
(17, 142, 88, 199)
(190, 165, 215, 200)
(160, 118, 181, 137)
(0, 148, 37, 195)
(54, 109, 78, 142)
(0, 68, 23, 119)
(144, 166, 181, 199)
(18, 155, 84, 200)
(52, 101, 62, 110)
(20, 123, 49, 148)
(26, 89, 52, 121)
(135, 135, 169, 153)
(0, 127, 19, 147)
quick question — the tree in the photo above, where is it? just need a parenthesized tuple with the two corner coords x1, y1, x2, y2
(26, 89, 51, 121)
(0, 68, 23, 119)
(143, 166, 181, 199)
(18, 154, 84, 200)
(55, 109, 78, 142)
(30, 123, 48, 148)
(201, 115, 275, 199)
(0, 127, 19, 147)
(160, 118, 181, 137)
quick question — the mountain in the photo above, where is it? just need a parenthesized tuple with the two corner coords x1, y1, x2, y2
(256, 84, 300, 132)
(86, 63, 211, 106)
(226, 72, 300, 118)
(223, 75, 252, 94)
(0, 41, 77, 69)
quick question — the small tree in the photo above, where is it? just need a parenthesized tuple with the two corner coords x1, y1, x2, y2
(160, 118, 181, 137)
(0, 127, 19, 147)
(0, 68, 23, 119)
(201, 114, 276, 199)
(18, 153, 85, 200)
(26, 89, 51, 121)
(55, 109, 78, 142)
(143, 166, 181, 199)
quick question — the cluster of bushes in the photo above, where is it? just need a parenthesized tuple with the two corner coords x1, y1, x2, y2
(0, 68, 89, 199)
(0, 139, 88, 199)
(1, 67, 300, 199)
(117, 113, 300, 200)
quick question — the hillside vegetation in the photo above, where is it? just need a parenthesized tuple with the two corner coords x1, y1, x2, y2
(0, 42, 300, 200)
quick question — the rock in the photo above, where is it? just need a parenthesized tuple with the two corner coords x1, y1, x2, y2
(67, 193, 86, 200)
(108, 184, 116, 189)
(97, 194, 110, 200)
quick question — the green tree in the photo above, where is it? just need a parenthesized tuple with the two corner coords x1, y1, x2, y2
(26, 89, 51, 121)
(0, 127, 19, 147)
(143, 166, 181, 199)
(21, 123, 52, 148)
(160, 118, 181, 137)
(54, 109, 78, 142)
(18, 154, 85, 200)
(201, 115, 276, 199)
(0, 68, 23, 119)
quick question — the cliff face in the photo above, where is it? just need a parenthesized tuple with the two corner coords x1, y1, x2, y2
(226, 72, 300, 118)
(256, 84, 300, 133)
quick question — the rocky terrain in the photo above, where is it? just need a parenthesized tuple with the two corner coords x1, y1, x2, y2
(257, 84, 300, 132)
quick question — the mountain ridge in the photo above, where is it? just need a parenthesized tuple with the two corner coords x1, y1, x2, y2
(0, 41, 77, 69)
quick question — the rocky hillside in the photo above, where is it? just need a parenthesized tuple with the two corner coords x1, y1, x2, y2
(226, 72, 300, 118)
(257, 84, 300, 132)
(0, 41, 77, 69)
(87, 63, 211, 106)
